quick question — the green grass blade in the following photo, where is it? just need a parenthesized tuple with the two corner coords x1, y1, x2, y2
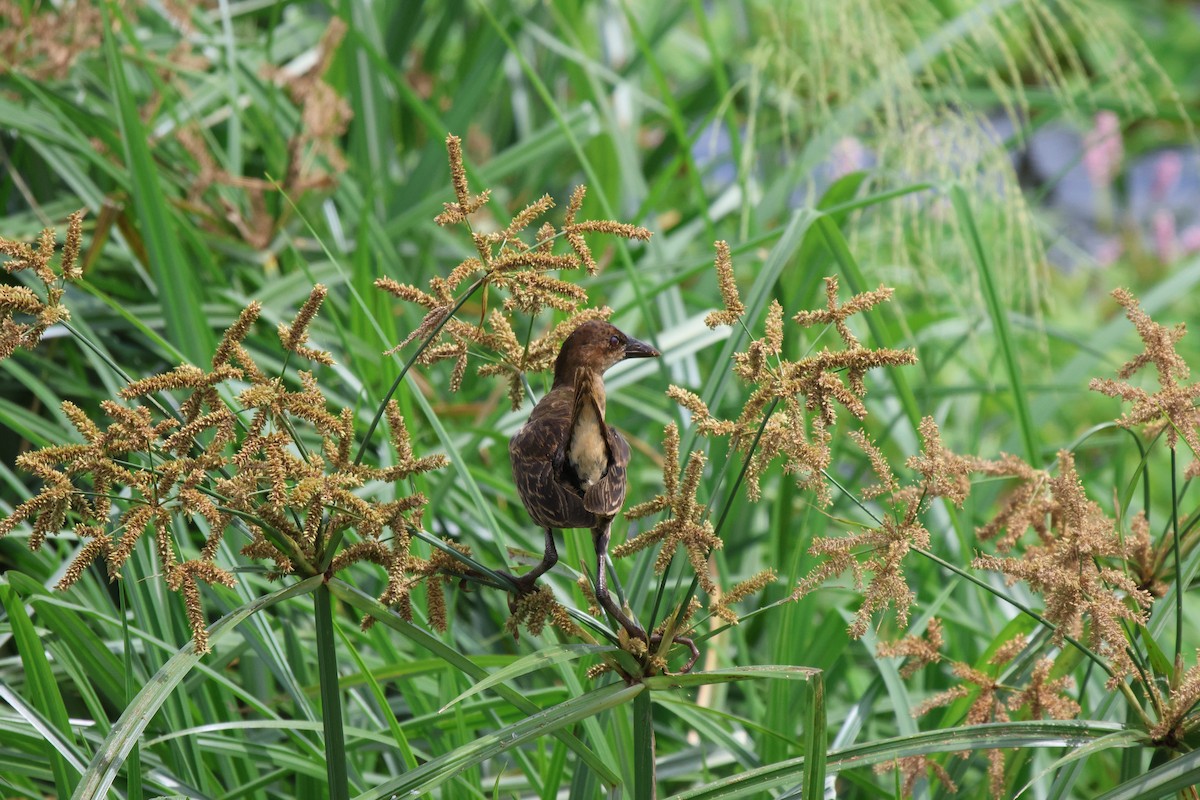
(643, 665, 820, 691)
(440, 644, 617, 712)
(0, 577, 78, 797)
(633, 689, 655, 800)
(69, 576, 323, 800)
(1093, 747, 1200, 800)
(99, 0, 213, 366)
(802, 673, 826, 800)
(666, 721, 1132, 800)
(950, 183, 1039, 464)
(314, 584, 351, 800)
(354, 683, 643, 799)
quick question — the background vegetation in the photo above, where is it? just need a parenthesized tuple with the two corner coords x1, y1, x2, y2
(2, 1, 1200, 798)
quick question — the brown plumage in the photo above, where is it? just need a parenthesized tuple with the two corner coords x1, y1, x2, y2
(508, 320, 659, 638)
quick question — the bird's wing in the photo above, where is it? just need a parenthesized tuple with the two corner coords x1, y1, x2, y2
(583, 427, 630, 517)
(510, 393, 594, 529)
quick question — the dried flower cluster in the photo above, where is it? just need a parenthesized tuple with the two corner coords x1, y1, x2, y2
(0, 1, 104, 80)
(675, 255, 917, 504)
(178, 17, 351, 249)
(972, 450, 1152, 685)
(1, 281, 447, 652)
(618, 422, 721, 590)
(909, 632, 1079, 797)
(1089, 287, 1200, 478)
(795, 420, 975, 638)
(376, 134, 650, 410)
(1147, 652, 1200, 747)
(0, 211, 84, 361)
(615, 420, 778, 629)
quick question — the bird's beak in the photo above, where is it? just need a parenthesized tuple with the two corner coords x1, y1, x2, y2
(623, 336, 660, 360)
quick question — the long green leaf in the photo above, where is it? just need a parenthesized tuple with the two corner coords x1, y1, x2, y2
(354, 683, 643, 799)
(440, 644, 617, 712)
(950, 183, 1039, 464)
(326, 578, 620, 786)
(666, 721, 1132, 800)
(70, 576, 323, 800)
(100, 0, 213, 365)
(1093, 748, 1200, 800)
(0, 578, 80, 797)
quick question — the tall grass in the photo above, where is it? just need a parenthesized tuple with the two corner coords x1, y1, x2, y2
(1, 2, 1199, 799)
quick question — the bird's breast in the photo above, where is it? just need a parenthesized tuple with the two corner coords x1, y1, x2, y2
(567, 401, 607, 490)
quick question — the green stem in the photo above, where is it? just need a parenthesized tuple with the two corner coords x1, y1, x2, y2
(649, 397, 781, 634)
(314, 584, 350, 800)
(1172, 448, 1183, 666)
(354, 276, 486, 466)
(632, 689, 656, 800)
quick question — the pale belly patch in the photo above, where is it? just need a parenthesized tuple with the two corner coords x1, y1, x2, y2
(568, 404, 607, 489)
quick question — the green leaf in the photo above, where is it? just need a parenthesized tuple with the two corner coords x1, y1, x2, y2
(950, 183, 1039, 464)
(354, 683, 643, 799)
(1094, 747, 1200, 800)
(100, 1, 213, 365)
(440, 644, 618, 712)
(70, 576, 324, 800)
(666, 721, 1131, 800)
(633, 689, 655, 800)
(643, 665, 820, 691)
(0, 577, 81, 798)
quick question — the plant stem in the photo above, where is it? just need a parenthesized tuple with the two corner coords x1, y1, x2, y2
(354, 277, 486, 466)
(633, 689, 656, 800)
(1172, 448, 1182, 665)
(314, 583, 350, 800)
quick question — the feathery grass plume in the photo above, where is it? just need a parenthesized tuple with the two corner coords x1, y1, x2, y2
(709, 569, 777, 625)
(378, 132, 650, 409)
(505, 586, 584, 639)
(912, 636, 1080, 798)
(1147, 652, 1200, 747)
(618, 423, 775, 626)
(874, 756, 957, 797)
(972, 453, 1052, 552)
(681, 255, 916, 503)
(0, 1, 104, 80)
(795, 421, 972, 638)
(972, 450, 1152, 686)
(877, 617, 944, 678)
(1089, 288, 1200, 477)
(0, 211, 85, 360)
(759, 0, 1180, 325)
(703, 240, 743, 328)
(1126, 511, 1167, 598)
(278, 284, 334, 365)
(2, 291, 447, 652)
(618, 423, 723, 594)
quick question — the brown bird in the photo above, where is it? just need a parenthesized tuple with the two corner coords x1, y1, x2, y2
(508, 320, 659, 639)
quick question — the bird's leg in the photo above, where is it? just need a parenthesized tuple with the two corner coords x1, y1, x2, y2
(592, 524, 647, 642)
(498, 527, 558, 595)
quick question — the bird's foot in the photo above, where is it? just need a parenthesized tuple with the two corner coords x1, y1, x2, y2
(649, 632, 700, 674)
(494, 569, 542, 613)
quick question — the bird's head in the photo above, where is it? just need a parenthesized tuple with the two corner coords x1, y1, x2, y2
(552, 320, 660, 387)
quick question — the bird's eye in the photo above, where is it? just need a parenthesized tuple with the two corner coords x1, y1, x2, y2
(609, 335, 620, 348)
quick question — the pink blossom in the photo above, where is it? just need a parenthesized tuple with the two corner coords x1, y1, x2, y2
(830, 137, 867, 180)
(1153, 209, 1177, 263)
(1083, 111, 1123, 189)
(1151, 151, 1183, 201)
(1180, 225, 1200, 254)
